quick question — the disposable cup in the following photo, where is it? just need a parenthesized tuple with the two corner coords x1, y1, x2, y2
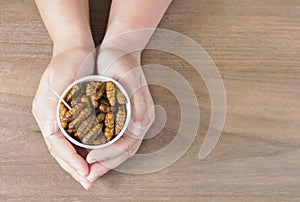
(56, 75, 131, 149)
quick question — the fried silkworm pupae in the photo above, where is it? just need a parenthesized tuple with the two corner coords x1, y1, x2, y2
(65, 83, 84, 103)
(68, 106, 92, 129)
(59, 103, 68, 129)
(115, 105, 126, 135)
(116, 89, 127, 105)
(104, 112, 114, 141)
(62, 102, 86, 122)
(59, 80, 128, 146)
(106, 81, 115, 106)
(82, 123, 103, 144)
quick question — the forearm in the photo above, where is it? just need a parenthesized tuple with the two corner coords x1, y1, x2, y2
(103, 0, 172, 45)
(35, 0, 94, 54)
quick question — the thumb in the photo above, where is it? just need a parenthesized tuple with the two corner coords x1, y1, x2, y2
(41, 88, 60, 138)
(126, 88, 146, 139)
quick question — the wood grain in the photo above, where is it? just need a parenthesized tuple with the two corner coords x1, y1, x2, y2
(1, 0, 300, 201)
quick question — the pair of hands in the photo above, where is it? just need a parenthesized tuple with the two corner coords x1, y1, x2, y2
(32, 46, 154, 190)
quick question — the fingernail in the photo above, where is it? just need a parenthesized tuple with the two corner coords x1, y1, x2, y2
(77, 170, 85, 177)
(132, 122, 142, 136)
(80, 182, 88, 190)
(43, 121, 54, 137)
(87, 155, 97, 164)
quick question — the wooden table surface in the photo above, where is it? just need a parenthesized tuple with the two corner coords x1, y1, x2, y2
(1, 0, 300, 201)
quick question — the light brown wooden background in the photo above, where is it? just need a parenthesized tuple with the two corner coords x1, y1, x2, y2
(1, 0, 300, 201)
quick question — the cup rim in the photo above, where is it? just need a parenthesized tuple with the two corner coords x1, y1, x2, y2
(56, 75, 131, 149)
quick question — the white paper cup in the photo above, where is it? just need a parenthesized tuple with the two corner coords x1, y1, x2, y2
(56, 75, 131, 150)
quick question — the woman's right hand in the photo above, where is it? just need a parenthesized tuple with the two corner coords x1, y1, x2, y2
(32, 46, 95, 190)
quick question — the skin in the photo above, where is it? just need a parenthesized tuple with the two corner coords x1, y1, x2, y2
(32, 0, 172, 190)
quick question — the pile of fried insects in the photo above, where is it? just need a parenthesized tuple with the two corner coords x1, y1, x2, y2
(59, 81, 127, 145)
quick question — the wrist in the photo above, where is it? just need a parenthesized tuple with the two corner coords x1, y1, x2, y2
(52, 34, 95, 57)
(103, 22, 154, 51)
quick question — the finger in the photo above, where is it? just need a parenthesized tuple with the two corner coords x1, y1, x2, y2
(131, 86, 146, 123)
(87, 152, 131, 182)
(54, 155, 93, 190)
(126, 86, 155, 139)
(44, 138, 92, 189)
(143, 86, 155, 127)
(135, 86, 155, 128)
(86, 162, 110, 183)
(45, 131, 90, 177)
(40, 88, 60, 138)
(41, 68, 77, 138)
(86, 134, 142, 164)
(126, 86, 146, 140)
